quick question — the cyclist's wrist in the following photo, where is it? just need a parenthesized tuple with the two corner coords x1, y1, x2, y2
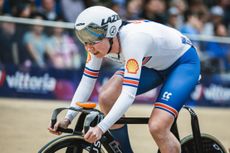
(65, 112, 75, 122)
(64, 118, 71, 125)
(97, 124, 107, 133)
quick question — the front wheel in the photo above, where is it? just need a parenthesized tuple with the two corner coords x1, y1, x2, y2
(38, 135, 107, 153)
(181, 133, 227, 153)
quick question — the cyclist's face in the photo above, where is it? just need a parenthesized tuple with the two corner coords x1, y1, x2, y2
(85, 38, 110, 58)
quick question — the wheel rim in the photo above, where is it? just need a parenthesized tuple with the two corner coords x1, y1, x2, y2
(181, 133, 227, 153)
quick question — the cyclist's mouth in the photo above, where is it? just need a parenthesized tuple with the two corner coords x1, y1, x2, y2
(94, 51, 99, 55)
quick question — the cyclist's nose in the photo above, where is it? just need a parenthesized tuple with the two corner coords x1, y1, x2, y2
(85, 45, 95, 53)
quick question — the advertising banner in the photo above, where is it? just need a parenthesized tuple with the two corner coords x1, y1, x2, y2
(0, 65, 82, 100)
(189, 74, 230, 107)
(0, 65, 230, 107)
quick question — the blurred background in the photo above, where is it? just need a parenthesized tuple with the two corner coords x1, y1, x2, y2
(0, 0, 230, 106)
(0, 0, 230, 152)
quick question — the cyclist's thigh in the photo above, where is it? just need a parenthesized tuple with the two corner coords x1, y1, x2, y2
(100, 70, 123, 95)
(155, 61, 200, 117)
(137, 67, 163, 95)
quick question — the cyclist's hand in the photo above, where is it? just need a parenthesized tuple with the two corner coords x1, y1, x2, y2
(48, 118, 70, 135)
(84, 126, 103, 143)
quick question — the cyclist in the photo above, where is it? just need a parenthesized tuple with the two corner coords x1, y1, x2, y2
(48, 6, 200, 153)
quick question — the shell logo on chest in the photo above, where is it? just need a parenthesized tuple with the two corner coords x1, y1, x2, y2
(126, 59, 139, 74)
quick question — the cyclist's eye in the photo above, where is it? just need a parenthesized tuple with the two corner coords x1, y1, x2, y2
(85, 41, 101, 46)
(85, 42, 94, 46)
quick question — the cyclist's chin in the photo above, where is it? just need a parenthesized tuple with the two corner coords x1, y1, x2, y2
(95, 54, 105, 58)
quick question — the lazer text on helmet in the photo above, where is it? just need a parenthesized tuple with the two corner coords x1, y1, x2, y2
(101, 15, 120, 26)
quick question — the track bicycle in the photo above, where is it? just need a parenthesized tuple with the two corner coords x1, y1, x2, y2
(38, 102, 227, 153)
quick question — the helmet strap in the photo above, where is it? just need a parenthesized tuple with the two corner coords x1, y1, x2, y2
(107, 38, 113, 54)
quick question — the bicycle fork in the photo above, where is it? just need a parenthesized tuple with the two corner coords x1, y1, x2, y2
(171, 106, 204, 153)
(184, 106, 204, 153)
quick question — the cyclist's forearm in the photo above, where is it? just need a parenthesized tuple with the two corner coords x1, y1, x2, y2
(65, 76, 97, 121)
(71, 76, 97, 105)
(98, 90, 135, 133)
(66, 54, 102, 121)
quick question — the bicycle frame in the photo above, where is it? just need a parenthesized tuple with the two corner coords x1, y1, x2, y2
(50, 106, 204, 153)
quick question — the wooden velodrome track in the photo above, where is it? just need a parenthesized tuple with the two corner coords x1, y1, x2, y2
(0, 98, 229, 153)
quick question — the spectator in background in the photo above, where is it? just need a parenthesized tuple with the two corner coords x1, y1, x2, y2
(170, 0, 188, 29)
(170, 0, 187, 13)
(23, 12, 48, 68)
(46, 18, 81, 69)
(0, 0, 13, 15)
(180, 10, 203, 35)
(180, 10, 203, 51)
(219, 0, 230, 30)
(203, 5, 225, 35)
(12, 2, 32, 18)
(188, 0, 209, 32)
(0, 0, 4, 15)
(61, 0, 85, 22)
(109, 0, 126, 18)
(124, 0, 143, 20)
(0, 21, 18, 65)
(210, 6, 225, 26)
(9, 2, 35, 65)
(167, 7, 180, 29)
(112, 0, 126, 6)
(189, 0, 208, 16)
(37, 0, 62, 21)
(110, 2, 124, 17)
(205, 23, 230, 72)
(140, 0, 167, 24)
(3, 0, 34, 16)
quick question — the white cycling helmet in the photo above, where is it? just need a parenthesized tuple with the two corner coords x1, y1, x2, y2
(74, 6, 122, 44)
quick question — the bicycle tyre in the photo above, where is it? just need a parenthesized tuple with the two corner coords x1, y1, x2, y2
(181, 133, 227, 153)
(38, 135, 107, 153)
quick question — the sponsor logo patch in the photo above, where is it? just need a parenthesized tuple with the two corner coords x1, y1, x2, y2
(161, 91, 172, 101)
(109, 26, 117, 36)
(101, 15, 120, 26)
(126, 59, 139, 74)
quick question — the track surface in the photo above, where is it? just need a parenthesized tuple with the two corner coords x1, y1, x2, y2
(0, 98, 229, 153)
